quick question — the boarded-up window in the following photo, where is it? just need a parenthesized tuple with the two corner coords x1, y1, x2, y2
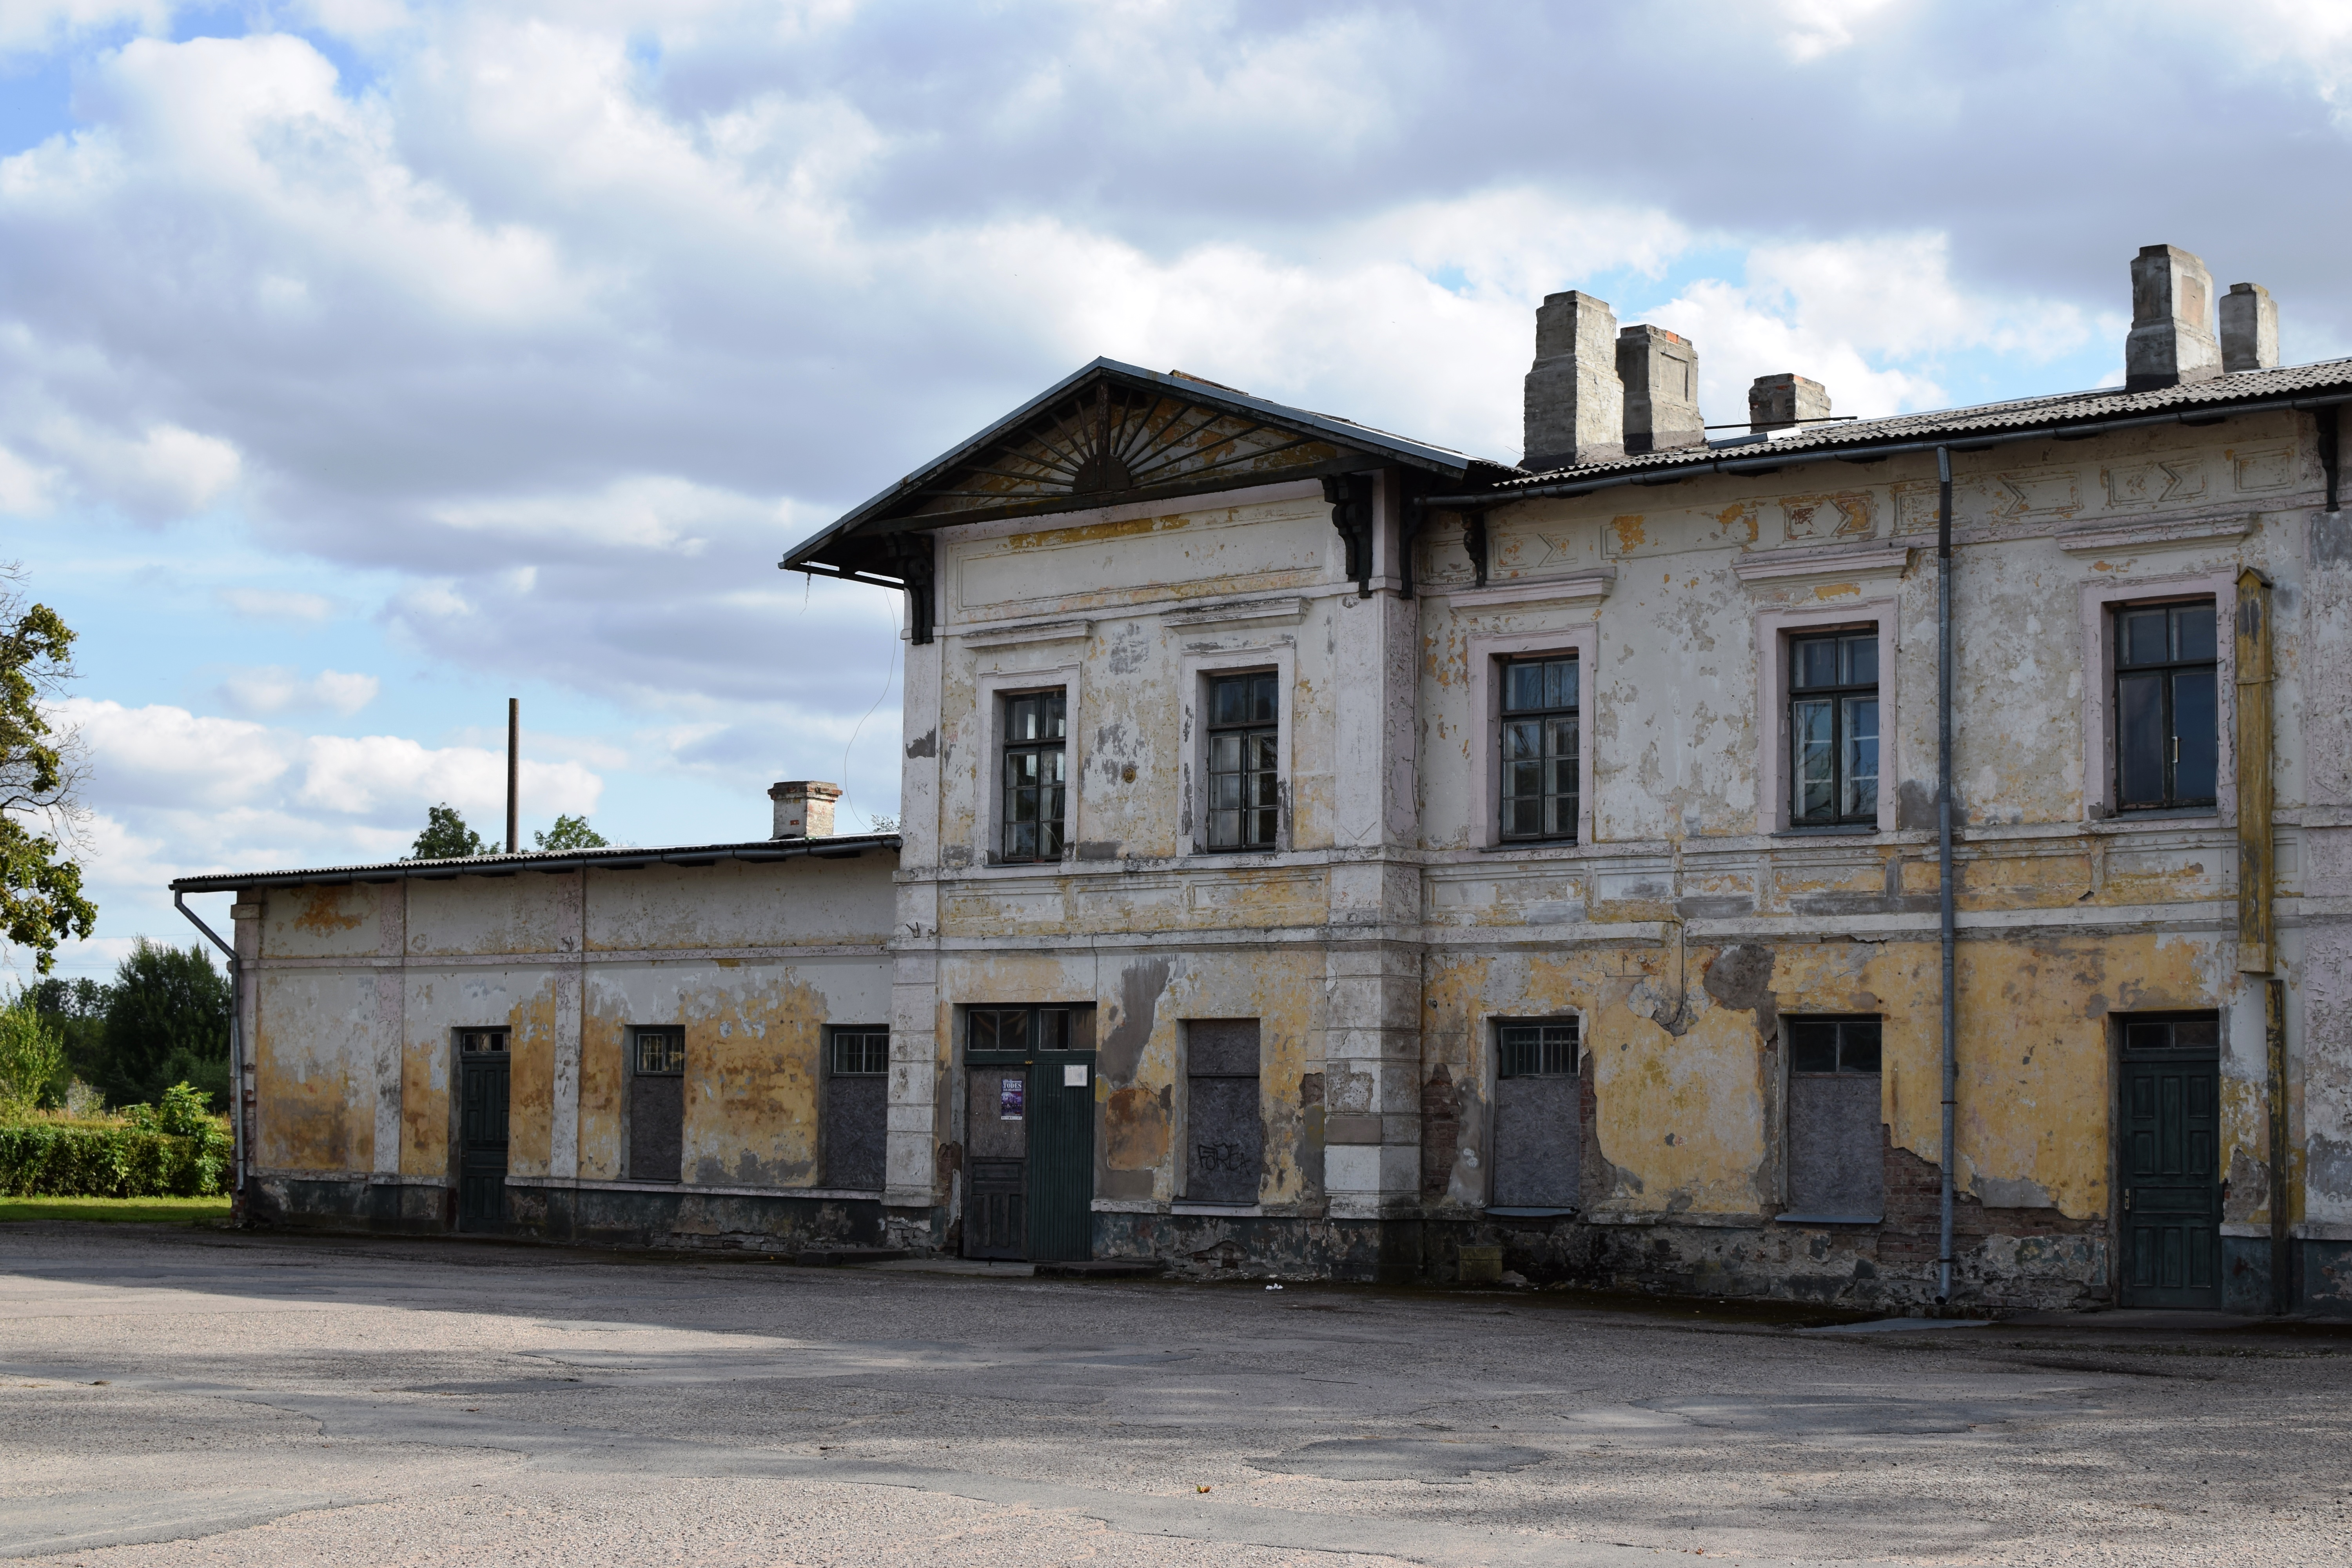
(1186, 1020, 1261, 1205)
(1491, 1020, 1579, 1210)
(826, 1027, 889, 1191)
(629, 1026, 684, 1183)
(1786, 1017, 1883, 1220)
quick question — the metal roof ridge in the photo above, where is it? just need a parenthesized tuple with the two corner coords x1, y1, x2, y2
(167, 834, 904, 893)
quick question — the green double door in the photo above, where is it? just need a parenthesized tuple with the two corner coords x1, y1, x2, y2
(2118, 1019, 2220, 1309)
(964, 1050, 1094, 1263)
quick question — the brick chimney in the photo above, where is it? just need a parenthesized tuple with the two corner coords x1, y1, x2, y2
(2220, 282, 2279, 372)
(769, 780, 840, 839)
(1618, 325, 1703, 454)
(1749, 372, 1829, 434)
(1522, 291, 1623, 471)
(2125, 244, 2221, 392)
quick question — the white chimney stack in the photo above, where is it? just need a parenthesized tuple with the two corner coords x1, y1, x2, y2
(769, 780, 841, 839)
(2125, 244, 2222, 392)
(1522, 290, 1624, 472)
(2220, 282, 2279, 372)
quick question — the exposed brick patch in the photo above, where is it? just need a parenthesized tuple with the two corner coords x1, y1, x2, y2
(1421, 1065, 1459, 1197)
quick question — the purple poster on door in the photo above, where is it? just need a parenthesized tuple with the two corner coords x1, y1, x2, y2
(999, 1077, 1025, 1120)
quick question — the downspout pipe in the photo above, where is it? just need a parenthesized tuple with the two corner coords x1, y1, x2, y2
(1936, 445, 1958, 1306)
(174, 891, 242, 1200)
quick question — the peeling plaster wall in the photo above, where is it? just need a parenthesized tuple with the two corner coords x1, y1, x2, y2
(243, 853, 896, 1245)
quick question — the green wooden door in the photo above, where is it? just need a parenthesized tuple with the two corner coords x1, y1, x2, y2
(2118, 1019, 2220, 1309)
(458, 1053, 509, 1232)
(1027, 1050, 1095, 1263)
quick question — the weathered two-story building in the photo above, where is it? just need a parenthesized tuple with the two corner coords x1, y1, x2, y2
(185, 242, 2351, 1314)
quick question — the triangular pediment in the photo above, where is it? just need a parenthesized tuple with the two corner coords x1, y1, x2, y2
(784, 358, 1514, 581)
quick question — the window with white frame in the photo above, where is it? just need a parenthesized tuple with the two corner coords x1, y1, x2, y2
(1498, 654, 1580, 843)
(2113, 599, 2218, 812)
(1788, 629, 1879, 827)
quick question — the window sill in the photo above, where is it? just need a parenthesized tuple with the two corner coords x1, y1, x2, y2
(1773, 1211, 1883, 1226)
(1171, 1201, 1262, 1217)
(1483, 1207, 1577, 1218)
(1773, 824, 1879, 838)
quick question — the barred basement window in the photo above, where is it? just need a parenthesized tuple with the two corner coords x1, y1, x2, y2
(1185, 1020, 1262, 1206)
(1498, 655, 1579, 843)
(628, 1026, 685, 1183)
(1784, 1016, 1883, 1222)
(458, 1028, 508, 1054)
(1490, 1020, 1579, 1212)
(826, 1027, 889, 1192)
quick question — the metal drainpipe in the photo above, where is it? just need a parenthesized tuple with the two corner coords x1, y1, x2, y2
(1936, 445, 1958, 1306)
(174, 891, 242, 1200)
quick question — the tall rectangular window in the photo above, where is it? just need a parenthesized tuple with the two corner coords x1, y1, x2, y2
(1499, 655, 1579, 842)
(2114, 601, 2218, 811)
(1001, 690, 1067, 862)
(1206, 671, 1279, 851)
(628, 1026, 685, 1183)
(825, 1027, 889, 1192)
(1490, 1020, 1580, 1210)
(1789, 630, 1878, 826)
(1185, 1020, 1262, 1205)
(1784, 1016, 1883, 1221)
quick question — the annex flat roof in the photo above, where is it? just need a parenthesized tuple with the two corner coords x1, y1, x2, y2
(1430, 357, 2352, 508)
(169, 834, 901, 894)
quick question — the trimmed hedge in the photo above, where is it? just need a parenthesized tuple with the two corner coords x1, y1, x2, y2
(0, 1120, 229, 1198)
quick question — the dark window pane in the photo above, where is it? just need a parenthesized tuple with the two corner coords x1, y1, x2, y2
(1839, 1021, 1883, 1075)
(1249, 674, 1278, 724)
(1794, 637, 1839, 690)
(1790, 1020, 1839, 1074)
(2124, 1021, 2172, 1053)
(1842, 696, 1879, 820)
(1842, 633, 1878, 687)
(2119, 608, 2169, 667)
(2116, 672, 2167, 806)
(2172, 669, 2217, 802)
(1504, 662, 1543, 712)
(1037, 1010, 1069, 1051)
(2172, 1018, 2219, 1051)
(1212, 679, 1245, 726)
(2174, 603, 2217, 663)
(1793, 699, 1835, 822)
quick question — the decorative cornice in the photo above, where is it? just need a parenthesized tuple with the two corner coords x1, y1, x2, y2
(1164, 595, 1310, 629)
(958, 618, 1093, 649)
(1732, 541, 1913, 585)
(2056, 511, 2256, 556)
(1437, 567, 1617, 610)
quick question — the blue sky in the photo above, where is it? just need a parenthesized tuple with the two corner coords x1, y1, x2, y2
(3, 0, 2348, 979)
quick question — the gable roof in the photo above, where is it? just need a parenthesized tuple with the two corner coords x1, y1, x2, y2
(1430, 358, 2352, 508)
(782, 357, 1517, 579)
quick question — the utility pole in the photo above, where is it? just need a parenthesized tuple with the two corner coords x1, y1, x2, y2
(506, 697, 519, 853)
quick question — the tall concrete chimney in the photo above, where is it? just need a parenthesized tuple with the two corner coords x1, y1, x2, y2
(769, 780, 840, 839)
(2125, 244, 2221, 392)
(2220, 282, 2279, 372)
(1523, 291, 1623, 471)
(1749, 373, 1829, 434)
(1618, 325, 1703, 454)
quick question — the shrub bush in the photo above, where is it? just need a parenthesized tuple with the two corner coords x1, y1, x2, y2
(0, 1083, 230, 1197)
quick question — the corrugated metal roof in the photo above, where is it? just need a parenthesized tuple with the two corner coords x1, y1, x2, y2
(1478, 358, 2352, 494)
(168, 834, 901, 894)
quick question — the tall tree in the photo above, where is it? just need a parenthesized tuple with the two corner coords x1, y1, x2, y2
(0, 567, 95, 974)
(31, 976, 110, 1104)
(408, 803, 493, 859)
(98, 939, 230, 1111)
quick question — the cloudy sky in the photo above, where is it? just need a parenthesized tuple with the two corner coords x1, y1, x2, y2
(3, 0, 2347, 978)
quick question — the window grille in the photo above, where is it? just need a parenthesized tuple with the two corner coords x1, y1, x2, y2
(458, 1028, 509, 1054)
(2114, 601, 2218, 811)
(1499, 655, 1579, 842)
(1497, 1020, 1578, 1077)
(831, 1029, 889, 1076)
(634, 1028, 684, 1075)
(1206, 671, 1279, 850)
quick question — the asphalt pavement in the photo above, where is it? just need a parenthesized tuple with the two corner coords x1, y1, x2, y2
(2, 1223, 2348, 1566)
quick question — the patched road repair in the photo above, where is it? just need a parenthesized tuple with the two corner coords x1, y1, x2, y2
(3, 1226, 2348, 1566)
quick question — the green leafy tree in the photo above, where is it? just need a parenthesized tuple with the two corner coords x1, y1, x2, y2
(533, 814, 608, 850)
(0, 567, 96, 974)
(97, 939, 230, 1111)
(0, 991, 64, 1118)
(32, 976, 111, 1102)
(408, 803, 494, 859)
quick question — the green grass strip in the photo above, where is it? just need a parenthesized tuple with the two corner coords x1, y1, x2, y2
(0, 1195, 232, 1224)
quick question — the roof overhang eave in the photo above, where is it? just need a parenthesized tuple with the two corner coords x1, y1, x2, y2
(167, 835, 903, 895)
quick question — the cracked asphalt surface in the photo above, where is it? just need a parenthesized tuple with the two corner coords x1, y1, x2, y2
(2, 1224, 2349, 1566)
